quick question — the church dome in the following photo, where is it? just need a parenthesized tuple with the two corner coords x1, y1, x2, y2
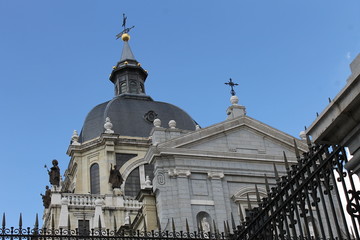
(78, 32, 197, 143)
(79, 95, 197, 142)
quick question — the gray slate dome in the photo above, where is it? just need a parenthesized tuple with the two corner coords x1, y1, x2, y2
(79, 95, 197, 142)
(79, 32, 197, 142)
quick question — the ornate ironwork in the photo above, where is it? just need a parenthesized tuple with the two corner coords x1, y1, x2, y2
(1, 143, 359, 240)
(116, 13, 135, 39)
(0, 214, 228, 240)
(232, 141, 360, 240)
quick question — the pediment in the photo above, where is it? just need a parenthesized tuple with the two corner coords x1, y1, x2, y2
(156, 115, 307, 157)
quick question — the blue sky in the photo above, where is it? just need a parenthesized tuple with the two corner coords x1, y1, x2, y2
(0, 0, 359, 227)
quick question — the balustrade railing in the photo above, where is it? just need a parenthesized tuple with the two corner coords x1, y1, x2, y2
(62, 193, 104, 206)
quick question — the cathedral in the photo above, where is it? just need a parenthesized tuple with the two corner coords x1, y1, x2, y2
(41, 29, 311, 233)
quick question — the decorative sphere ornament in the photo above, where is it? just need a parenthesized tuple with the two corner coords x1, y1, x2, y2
(154, 118, 161, 127)
(230, 95, 239, 105)
(299, 131, 306, 140)
(104, 117, 114, 133)
(121, 33, 130, 41)
(169, 120, 176, 129)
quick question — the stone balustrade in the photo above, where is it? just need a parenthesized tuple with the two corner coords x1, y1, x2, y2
(62, 193, 105, 206)
(124, 196, 142, 209)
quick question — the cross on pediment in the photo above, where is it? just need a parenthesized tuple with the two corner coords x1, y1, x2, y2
(225, 78, 238, 96)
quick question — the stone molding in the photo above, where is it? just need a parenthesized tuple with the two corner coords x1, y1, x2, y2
(190, 199, 215, 205)
(168, 168, 191, 178)
(207, 171, 224, 180)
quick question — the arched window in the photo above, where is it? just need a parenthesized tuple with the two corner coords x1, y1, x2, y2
(90, 163, 100, 194)
(124, 167, 140, 197)
(120, 82, 127, 94)
(129, 81, 137, 93)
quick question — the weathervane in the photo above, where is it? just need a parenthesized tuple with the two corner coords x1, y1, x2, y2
(116, 13, 135, 39)
(225, 78, 238, 96)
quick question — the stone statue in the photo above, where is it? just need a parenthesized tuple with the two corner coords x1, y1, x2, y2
(109, 164, 123, 189)
(201, 217, 210, 233)
(48, 159, 60, 187)
(40, 185, 51, 208)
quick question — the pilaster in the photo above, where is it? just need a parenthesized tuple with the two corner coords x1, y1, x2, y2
(207, 171, 227, 231)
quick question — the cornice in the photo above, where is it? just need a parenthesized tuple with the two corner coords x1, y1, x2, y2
(67, 134, 151, 156)
(156, 116, 308, 152)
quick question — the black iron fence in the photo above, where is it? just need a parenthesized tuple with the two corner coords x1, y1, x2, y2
(232, 139, 360, 240)
(1, 141, 359, 240)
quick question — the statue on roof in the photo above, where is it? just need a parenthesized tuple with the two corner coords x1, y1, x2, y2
(40, 185, 51, 208)
(46, 159, 60, 187)
(109, 164, 123, 189)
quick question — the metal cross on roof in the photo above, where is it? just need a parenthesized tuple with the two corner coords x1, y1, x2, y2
(225, 78, 238, 96)
(116, 14, 135, 39)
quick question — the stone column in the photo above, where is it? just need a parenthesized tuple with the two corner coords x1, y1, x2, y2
(208, 171, 227, 231)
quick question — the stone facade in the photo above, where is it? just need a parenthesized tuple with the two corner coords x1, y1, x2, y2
(145, 110, 307, 231)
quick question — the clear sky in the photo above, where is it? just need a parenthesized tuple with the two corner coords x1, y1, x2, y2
(0, 0, 359, 228)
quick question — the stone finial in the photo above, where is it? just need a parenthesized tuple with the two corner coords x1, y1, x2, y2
(299, 131, 306, 140)
(71, 130, 80, 145)
(168, 120, 176, 129)
(226, 95, 246, 120)
(104, 117, 114, 134)
(154, 118, 161, 127)
(145, 176, 152, 187)
(230, 95, 239, 105)
(195, 125, 200, 131)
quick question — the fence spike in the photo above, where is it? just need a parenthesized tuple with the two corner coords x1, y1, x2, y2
(239, 206, 244, 223)
(185, 218, 190, 233)
(2, 213, 5, 229)
(246, 193, 252, 210)
(34, 213, 39, 229)
(264, 174, 270, 195)
(51, 214, 55, 230)
(171, 218, 175, 232)
(273, 163, 280, 182)
(293, 139, 301, 160)
(113, 215, 117, 231)
(19, 213, 22, 229)
(98, 215, 102, 229)
(143, 216, 147, 232)
(306, 134, 312, 149)
(67, 214, 71, 229)
(223, 221, 228, 236)
(231, 212, 236, 231)
(283, 151, 290, 172)
(255, 184, 261, 203)
(213, 219, 217, 234)
(226, 220, 230, 234)
(157, 215, 161, 232)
